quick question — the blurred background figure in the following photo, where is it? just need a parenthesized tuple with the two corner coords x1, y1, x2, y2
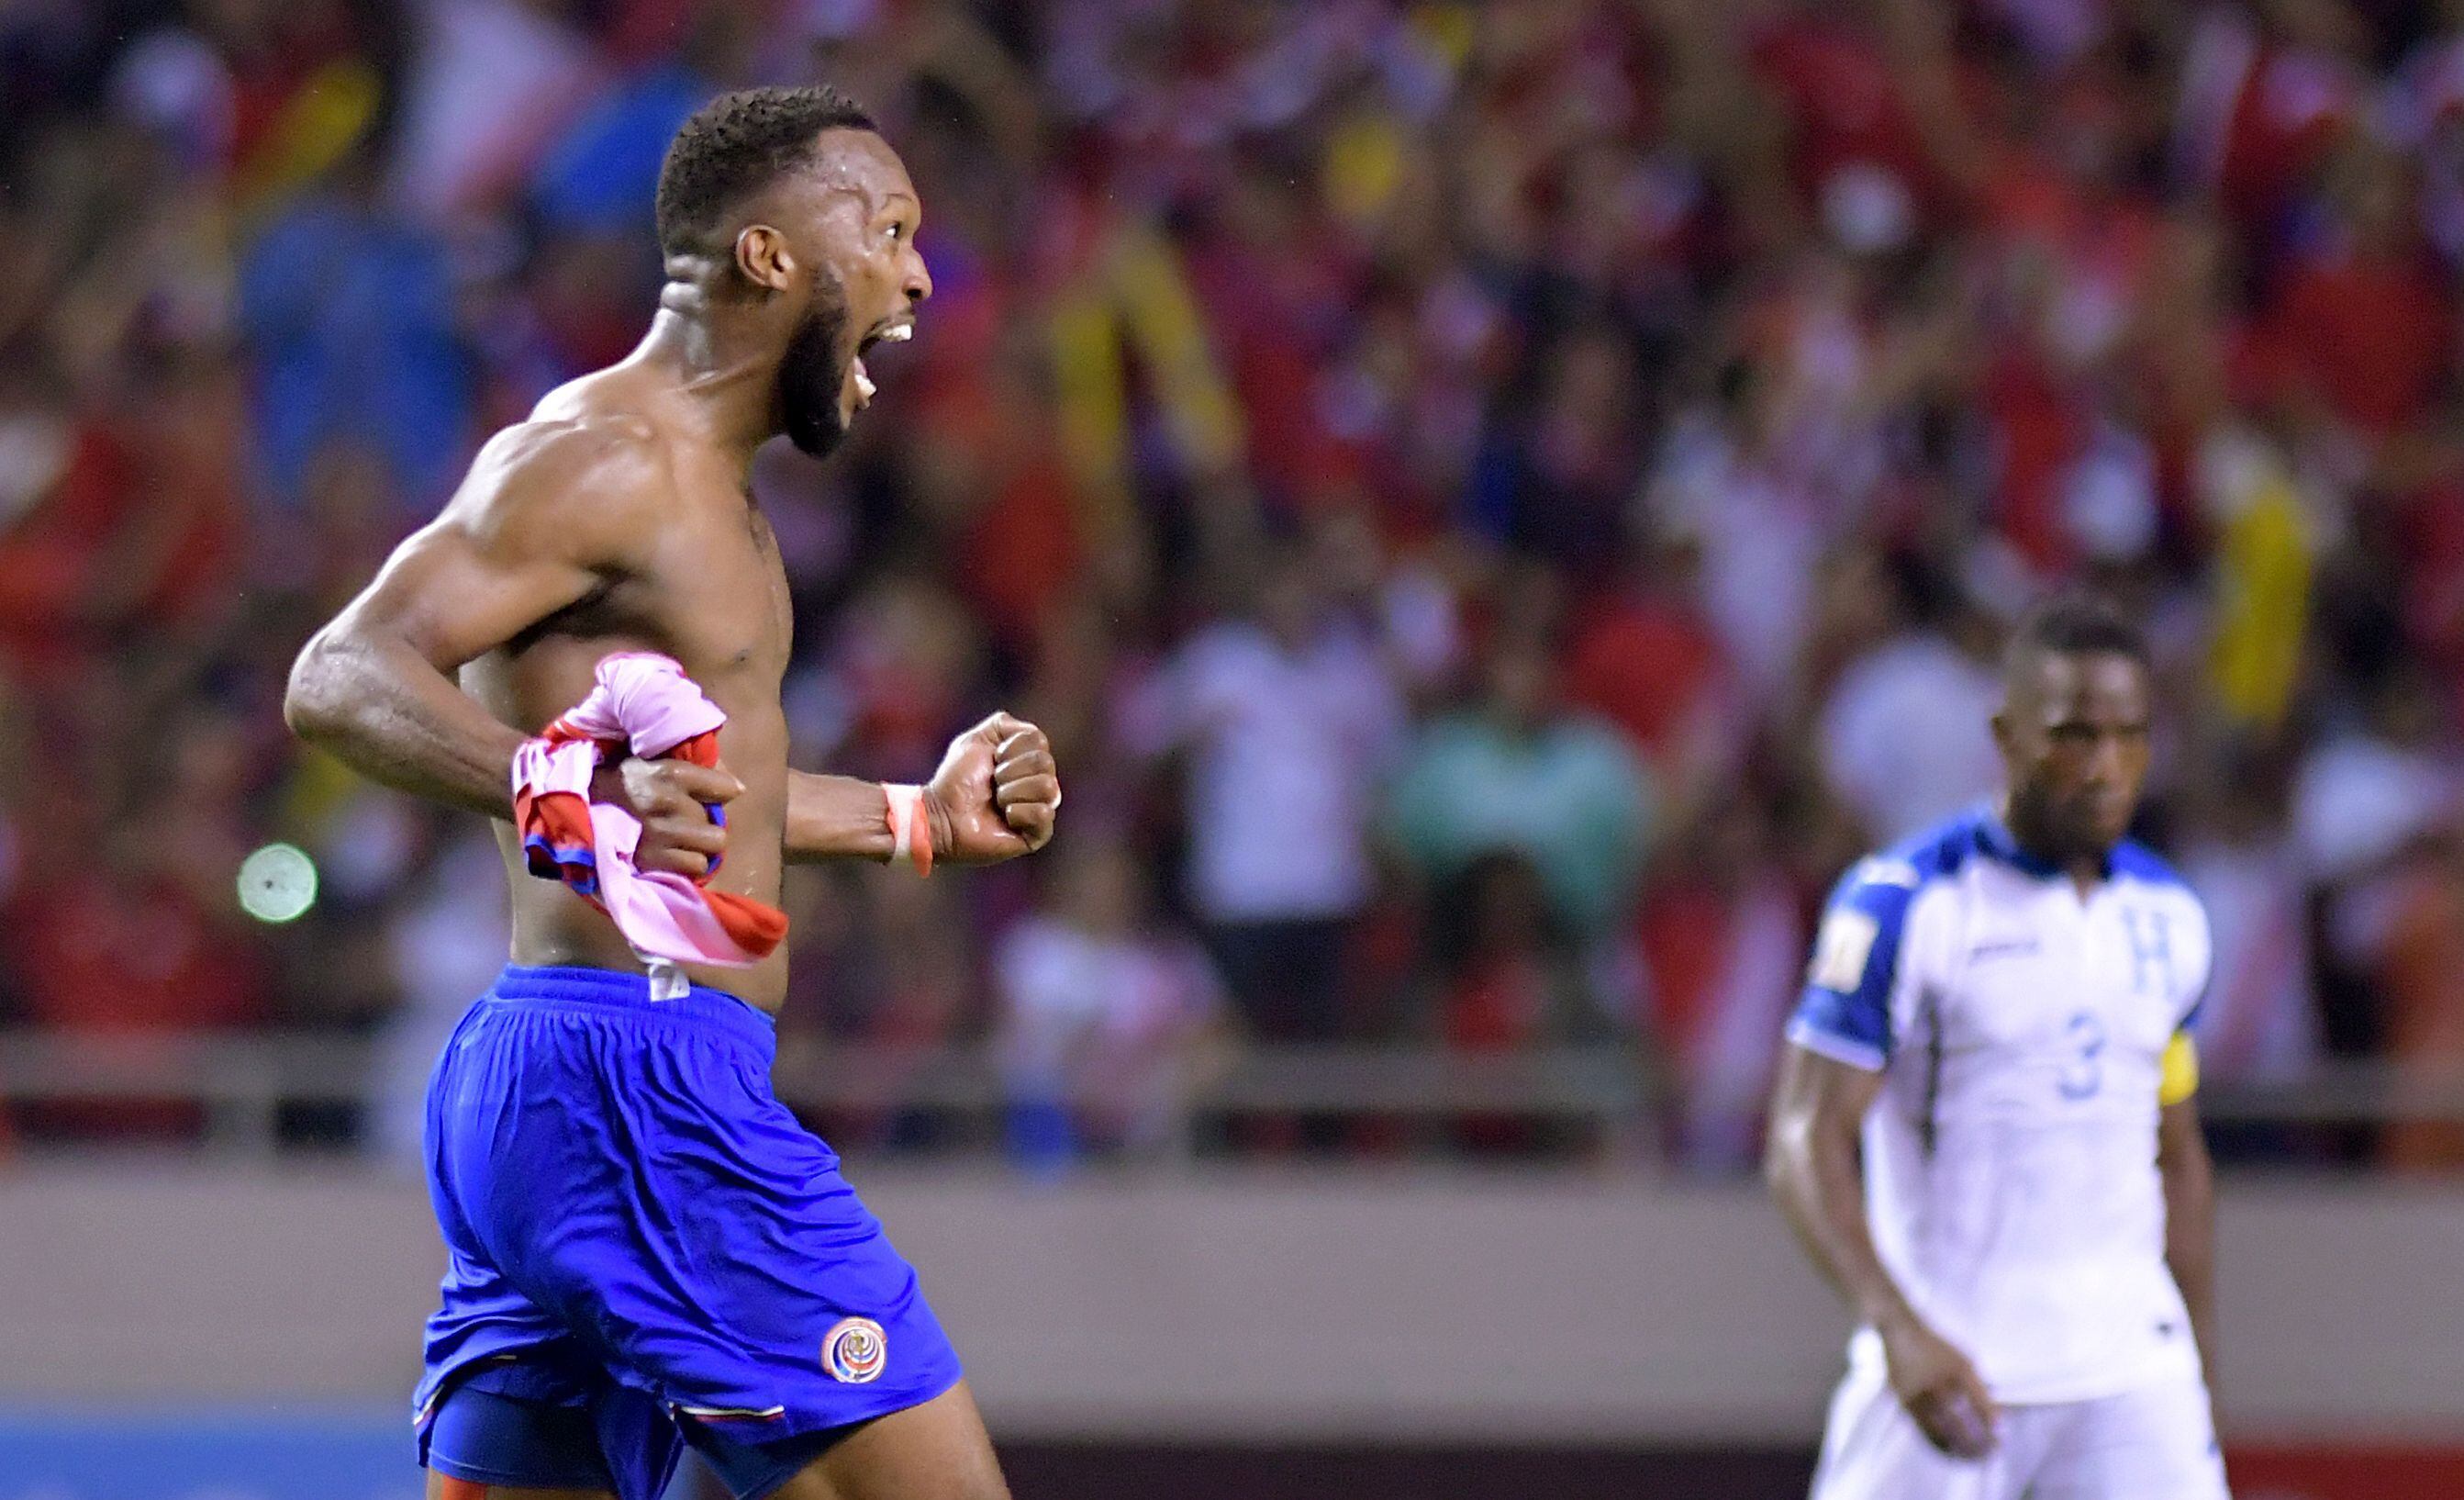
(2172, 742, 2323, 1161)
(993, 832, 1229, 1170)
(1386, 617, 1654, 956)
(1635, 794, 1803, 1175)
(1122, 533, 1406, 1045)
(1815, 558, 2006, 845)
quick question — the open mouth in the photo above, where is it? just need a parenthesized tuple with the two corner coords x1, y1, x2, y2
(851, 318, 914, 408)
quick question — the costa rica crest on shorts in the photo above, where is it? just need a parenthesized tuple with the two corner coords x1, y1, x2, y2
(821, 1316, 888, 1383)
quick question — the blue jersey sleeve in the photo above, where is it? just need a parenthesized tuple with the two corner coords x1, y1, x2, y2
(1786, 859, 1923, 1070)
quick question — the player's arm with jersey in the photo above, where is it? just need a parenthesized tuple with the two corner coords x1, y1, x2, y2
(285, 418, 741, 878)
(1765, 857, 1999, 1460)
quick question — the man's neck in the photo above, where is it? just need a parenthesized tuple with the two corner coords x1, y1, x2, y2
(632, 295, 782, 473)
(2003, 804, 2106, 894)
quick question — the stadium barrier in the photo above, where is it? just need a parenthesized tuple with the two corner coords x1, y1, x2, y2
(3, 1031, 2462, 1160)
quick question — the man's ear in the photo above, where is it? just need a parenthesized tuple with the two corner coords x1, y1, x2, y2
(733, 225, 795, 292)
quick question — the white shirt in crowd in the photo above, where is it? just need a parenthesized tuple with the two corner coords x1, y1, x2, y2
(1646, 409, 1826, 702)
(1122, 620, 1407, 925)
(1819, 632, 2004, 845)
(994, 914, 1223, 1147)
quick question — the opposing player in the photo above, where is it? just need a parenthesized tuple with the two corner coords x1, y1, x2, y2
(1765, 596, 2228, 1499)
(285, 87, 1055, 1500)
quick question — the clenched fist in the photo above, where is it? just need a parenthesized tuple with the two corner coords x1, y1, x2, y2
(923, 712, 1060, 865)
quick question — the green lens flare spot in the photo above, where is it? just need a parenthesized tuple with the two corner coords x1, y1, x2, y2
(238, 842, 318, 924)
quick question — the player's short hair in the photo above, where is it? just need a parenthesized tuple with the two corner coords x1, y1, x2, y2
(654, 84, 876, 257)
(2004, 590, 2150, 678)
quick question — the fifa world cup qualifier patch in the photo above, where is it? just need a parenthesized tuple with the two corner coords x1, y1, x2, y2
(822, 1316, 889, 1383)
(1808, 910, 1879, 991)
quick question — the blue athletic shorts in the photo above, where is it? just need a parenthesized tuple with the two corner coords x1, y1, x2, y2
(412, 965, 964, 1500)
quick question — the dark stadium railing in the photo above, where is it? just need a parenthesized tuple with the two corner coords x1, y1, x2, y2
(0, 1031, 2457, 1160)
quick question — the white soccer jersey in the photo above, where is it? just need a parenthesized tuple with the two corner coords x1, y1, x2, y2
(1789, 807, 2213, 1405)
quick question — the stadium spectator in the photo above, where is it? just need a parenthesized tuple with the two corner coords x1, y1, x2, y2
(1385, 621, 1654, 946)
(1121, 535, 1407, 1043)
(993, 834, 1229, 1168)
(1636, 797, 1804, 1174)
(1816, 565, 2005, 845)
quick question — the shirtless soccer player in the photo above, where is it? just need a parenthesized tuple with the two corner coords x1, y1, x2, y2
(1766, 595, 2229, 1500)
(285, 87, 1054, 1500)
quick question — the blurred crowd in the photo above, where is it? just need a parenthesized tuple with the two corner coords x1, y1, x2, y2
(4, 0, 2464, 1171)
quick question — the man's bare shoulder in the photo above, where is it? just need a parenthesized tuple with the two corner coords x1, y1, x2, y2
(440, 410, 679, 562)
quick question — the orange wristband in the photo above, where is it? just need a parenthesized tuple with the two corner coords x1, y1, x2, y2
(883, 783, 933, 878)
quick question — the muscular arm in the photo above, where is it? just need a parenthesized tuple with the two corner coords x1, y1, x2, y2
(1767, 1043, 1998, 1458)
(1766, 1045, 1917, 1332)
(284, 420, 662, 819)
(2157, 1096, 2219, 1380)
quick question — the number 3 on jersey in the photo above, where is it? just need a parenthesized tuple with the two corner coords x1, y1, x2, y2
(2058, 1011, 2106, 1100)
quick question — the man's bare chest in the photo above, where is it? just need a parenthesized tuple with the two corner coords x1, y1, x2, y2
(587, 502, 794, 688)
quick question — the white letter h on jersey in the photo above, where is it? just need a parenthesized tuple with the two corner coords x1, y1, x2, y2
(2122, 908, 2173, 996)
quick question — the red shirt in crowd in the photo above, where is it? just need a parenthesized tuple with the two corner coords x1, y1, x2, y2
(2268, 245, 2452, 437)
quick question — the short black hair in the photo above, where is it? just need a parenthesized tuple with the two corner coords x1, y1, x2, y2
(653, 84, 876, 257)
(2004, 590, 2150, 680)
